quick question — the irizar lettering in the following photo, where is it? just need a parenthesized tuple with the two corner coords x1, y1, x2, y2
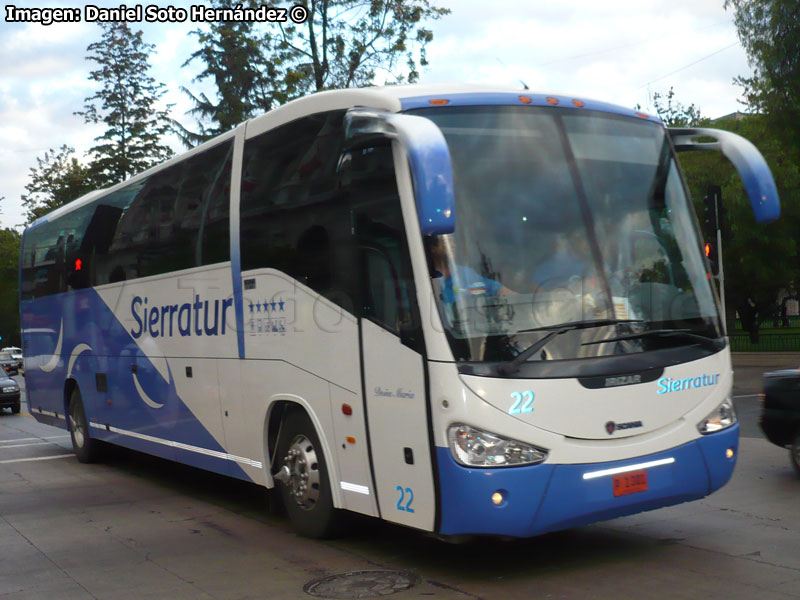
(605, 374, 642, 387)
(130, 295, 233, 339)
(657, 373, 719, 394)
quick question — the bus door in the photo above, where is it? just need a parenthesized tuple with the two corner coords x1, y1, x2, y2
(347, 144, 436, 531)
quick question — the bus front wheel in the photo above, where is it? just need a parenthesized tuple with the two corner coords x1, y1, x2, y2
(68, 387, 103, 463)
(275, 408, 342, 538)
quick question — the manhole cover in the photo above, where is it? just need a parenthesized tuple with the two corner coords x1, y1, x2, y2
(303, 569, 418, 599)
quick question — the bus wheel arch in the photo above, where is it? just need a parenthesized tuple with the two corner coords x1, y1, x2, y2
(268, 402, 344, 538)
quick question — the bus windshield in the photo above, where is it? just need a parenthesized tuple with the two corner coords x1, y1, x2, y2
(413, 105, 722, 364)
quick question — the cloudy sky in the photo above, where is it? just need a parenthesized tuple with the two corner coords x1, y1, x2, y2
(0, 0, 752, 230)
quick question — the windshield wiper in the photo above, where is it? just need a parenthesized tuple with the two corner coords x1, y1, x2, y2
(581, 328, 724, 351)
(500, 319, 643, 375)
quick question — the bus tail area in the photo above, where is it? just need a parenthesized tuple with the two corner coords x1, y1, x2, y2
(20, 84, 778, 539)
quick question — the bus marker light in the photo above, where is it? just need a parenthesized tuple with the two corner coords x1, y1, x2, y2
(346, 436, 356, 445)
(429, 98, 449, 105)
(342, 403, 352, 415)
(519, 95, 532, 104)
(726, 448, 735, 459)
(546, 97, 559, 105)
(635, 112, 650, 119)
(491, 491, 504, 505)
(572, 99, 585, 107)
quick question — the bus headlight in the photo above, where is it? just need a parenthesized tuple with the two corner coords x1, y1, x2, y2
(697, 397, 737, 434)
(447, 424, 548, 467)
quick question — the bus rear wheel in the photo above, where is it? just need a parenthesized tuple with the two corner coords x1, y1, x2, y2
(68, 387, 103, 463)
(274, 408, 343, 538)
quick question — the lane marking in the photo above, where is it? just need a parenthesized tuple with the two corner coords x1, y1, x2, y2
(0, 435, 70, 444)
(1, 442, 59, 449)
(0, 454, 74, 464)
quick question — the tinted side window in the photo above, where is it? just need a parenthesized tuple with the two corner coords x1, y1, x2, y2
(102, 140, 232, 281)
(108, 140, 233, 280)
(21, 203, 97, 300)
(21, 140, 233, 298)
(240, 111, 352, 309)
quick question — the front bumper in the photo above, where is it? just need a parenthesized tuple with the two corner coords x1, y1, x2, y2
(436, 425, 739, 537)
(0, 392, 20, 408)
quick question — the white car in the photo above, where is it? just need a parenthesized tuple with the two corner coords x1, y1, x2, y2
(1, 347, 23, 369)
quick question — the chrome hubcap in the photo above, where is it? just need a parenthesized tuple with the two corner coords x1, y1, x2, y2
(281, 434, 320, 510)
(70, 408, 84, 448)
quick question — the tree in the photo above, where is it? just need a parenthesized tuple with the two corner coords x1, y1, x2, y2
(651, 87, 706, 127)
(179, 1, 284, 146)
(679, 112, 800, 341)
(725, 0, 800, 156)
(76, 22, 174, 184)
(0, 228, 21, 346)
(20, 145, 95, 225)
(180, 0, 449, 143)
(276, 0, 449, 92)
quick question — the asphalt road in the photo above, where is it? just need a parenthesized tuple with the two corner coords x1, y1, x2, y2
(1, 355, 798, 600)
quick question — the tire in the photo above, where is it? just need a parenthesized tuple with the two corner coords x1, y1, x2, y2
(275, 408, 343, 538)
(791, 430, 800, 477)
(68, 387, 103, 463)
(11, 401, 20, 414)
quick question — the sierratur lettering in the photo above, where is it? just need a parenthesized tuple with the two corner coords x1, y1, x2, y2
(130, 295, 233, 339)
(657, 373, 719, 394)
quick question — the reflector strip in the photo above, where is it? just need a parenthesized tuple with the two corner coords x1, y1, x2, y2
(340, 481, 370, 495)
(31, 408, 65, 420)
(582, 457, 675, 480)
(89, 422, 263, 469)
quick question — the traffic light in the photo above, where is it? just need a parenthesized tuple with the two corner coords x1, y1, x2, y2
(702, 185, 721, 236)
(704, 239, 719, 276)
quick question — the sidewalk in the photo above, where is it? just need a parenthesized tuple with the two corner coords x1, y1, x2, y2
(732, 352, 800, 368)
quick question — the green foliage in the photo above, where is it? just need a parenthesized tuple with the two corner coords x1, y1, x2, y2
(179, 1, 284, 146)
(679, 113, 800, 338)
(180, 0, 449, 144)
(725, 0, 800, 157)
(20, 145, 96, 225)
(76, 22, 174, 184)
(0, 228, 21, 346)
(273, 0, 449, 92)
(651, 87, 706, 127)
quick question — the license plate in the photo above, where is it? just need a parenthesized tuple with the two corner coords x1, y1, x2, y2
(613, 469, 648, 497)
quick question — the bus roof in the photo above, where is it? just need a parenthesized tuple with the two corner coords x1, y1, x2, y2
(26, 83, 660, 230)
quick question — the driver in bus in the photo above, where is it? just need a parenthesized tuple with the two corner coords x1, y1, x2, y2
(428, 235, 516, 304)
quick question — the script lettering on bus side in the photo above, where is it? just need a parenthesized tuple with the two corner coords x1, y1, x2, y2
(656, 373, 719, 394)
(130, 295, 233, 339)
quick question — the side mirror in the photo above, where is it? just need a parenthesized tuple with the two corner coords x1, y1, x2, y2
(344, 108, 456, 235)
(669, 127, 780, 223)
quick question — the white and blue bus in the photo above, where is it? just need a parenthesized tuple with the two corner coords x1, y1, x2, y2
(20, 84, 779, 539)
